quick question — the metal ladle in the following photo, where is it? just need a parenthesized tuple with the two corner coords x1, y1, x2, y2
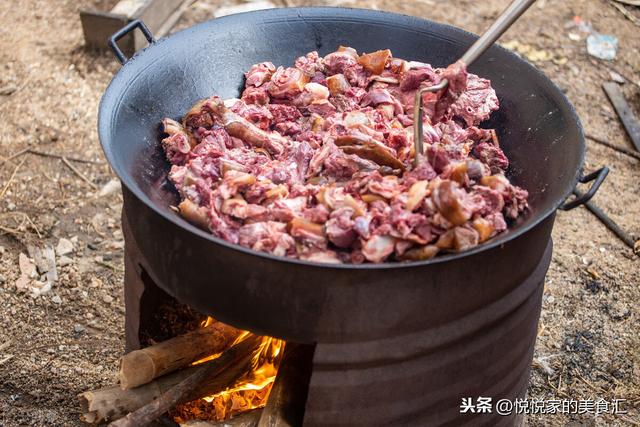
(413, 0, 537, 166)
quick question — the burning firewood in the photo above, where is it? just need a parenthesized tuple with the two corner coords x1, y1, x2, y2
(119, 320, 242, 389)
(257, 344, 314, 427)
(79, 335, 262, 425)
(109, 335, 263, 427)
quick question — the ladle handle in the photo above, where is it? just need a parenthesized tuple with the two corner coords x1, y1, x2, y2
(460, 0, 537, 67)
(413, 0, 536, 166)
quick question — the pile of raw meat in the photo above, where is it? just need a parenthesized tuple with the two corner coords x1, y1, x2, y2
(160, 47, 528, 264)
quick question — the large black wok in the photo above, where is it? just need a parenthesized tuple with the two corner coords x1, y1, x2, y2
(99, 7, 606, 345)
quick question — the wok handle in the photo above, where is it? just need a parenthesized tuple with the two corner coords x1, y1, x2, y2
(108, 19, 155, 65)
(560, 167, 609, 211)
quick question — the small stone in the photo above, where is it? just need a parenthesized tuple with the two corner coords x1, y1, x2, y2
(609, 71, 625, 84)
(15, 276, 30, 291)
(19, 253, 36, 278)
(51, 295, 62, 304)
(567, 32, 581, 41)
(74, 324, 85, 333)
(0, 274, 5, 284)
(547, 295, 555, 304)
(58, 256, 73, 267)
(98, 179, 121, 197)
(56, 238, 74, 256)
(102, 294, 114, 304)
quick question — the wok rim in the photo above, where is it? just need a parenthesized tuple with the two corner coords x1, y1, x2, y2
(98, 6, 585, 270)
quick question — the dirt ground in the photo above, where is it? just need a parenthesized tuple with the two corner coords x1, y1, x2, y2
(0, 0, 638, 426)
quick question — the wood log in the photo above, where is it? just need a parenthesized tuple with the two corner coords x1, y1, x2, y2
(257, 344, 315, 427)
(119, 321, 242, 389)
(79, 335, 261, 425)
(110, 335, 262, 427)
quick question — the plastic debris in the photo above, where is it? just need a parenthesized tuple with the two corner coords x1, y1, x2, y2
(587, 34, 618, 61)
(565, 15, 593, 33)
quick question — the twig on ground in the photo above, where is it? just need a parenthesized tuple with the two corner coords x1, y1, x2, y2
(0, 224, 23, 236)
(575, 371, 608, 395)
(609, 0, 640, 27)
(619, 415, 640, 426)
(0, 147, 30, 167)
(27, 149, 101, 164)
(589, 59, 640, 90)
(21, 212, 42, 239)
(574, 189, 639, 252)
(612, 0, 640, 5)
(585, 133, 640, 160)
(0, 76, 31, 110)
(0, 355, 14, 365)
(95, 259, 123, 272)
(0, 156, 27, 198)
(61, 156, 98, 189)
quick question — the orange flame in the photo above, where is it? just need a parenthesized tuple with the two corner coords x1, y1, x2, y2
(174, 317, 285, 423)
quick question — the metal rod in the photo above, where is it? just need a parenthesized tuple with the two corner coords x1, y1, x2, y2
(460, 0, 537, 66)
(413, 79, 447, 166)
(413, 0, 537, 166)
(585, 133, 640, 161)
(575, 189, 638, 252)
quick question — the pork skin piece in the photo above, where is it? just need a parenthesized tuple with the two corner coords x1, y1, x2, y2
(203, 96, 285, 155)
(335, 132, 405, 170)
(178, 199, 210, 231)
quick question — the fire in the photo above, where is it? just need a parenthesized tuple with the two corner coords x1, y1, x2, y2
(172, 317, 285, 423)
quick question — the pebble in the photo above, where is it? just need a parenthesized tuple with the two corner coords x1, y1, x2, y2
(609, 70, 625, 84)
(51, 295, 62, 304)
(58, 256, 73, 267)
(102, 294, 113, 304)
(55, 238, 74, 256)
(98, 179, 121, 197)
(74, 324, 85, 333)
(0, 274, 5, 284)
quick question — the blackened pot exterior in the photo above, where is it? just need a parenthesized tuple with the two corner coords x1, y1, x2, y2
(124, 185, 554, 344)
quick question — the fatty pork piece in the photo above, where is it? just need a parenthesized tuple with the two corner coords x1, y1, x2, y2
(159, 46, 528, 263)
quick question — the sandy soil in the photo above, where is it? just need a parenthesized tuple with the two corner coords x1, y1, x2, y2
(0, 0, 638, 426)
